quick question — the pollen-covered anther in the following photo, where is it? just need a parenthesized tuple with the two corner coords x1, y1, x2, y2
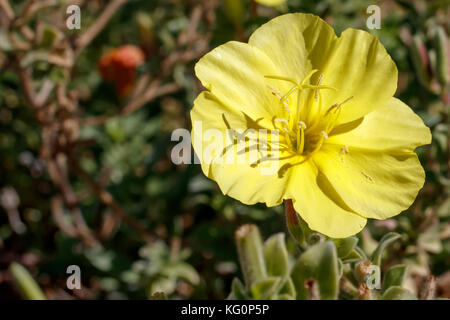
(325, 96, 354, 116)
(340, 145, 349, 154)
(296, 121, 307, 153)
(274, 118, 289, 127)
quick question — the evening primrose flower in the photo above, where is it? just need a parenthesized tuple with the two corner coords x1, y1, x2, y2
(190, 13, 431, 238)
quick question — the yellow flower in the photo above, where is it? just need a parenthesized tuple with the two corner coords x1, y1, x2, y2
(190, 13, 431, 238)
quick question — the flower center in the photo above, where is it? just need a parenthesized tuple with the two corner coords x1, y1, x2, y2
(266, 70, 352, 157)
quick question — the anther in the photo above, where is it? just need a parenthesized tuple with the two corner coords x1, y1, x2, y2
(340, 145, 349, 154)
(320, 131, 329, 140)
(325, 96, 354, 115)
(268, 84, 290, 103)
(298, 121, 307, 130)
(297, 122, 306, 154)
(274, 118, 289, 126)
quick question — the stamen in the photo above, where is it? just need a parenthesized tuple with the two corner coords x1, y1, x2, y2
(325, 96, 354, 116)
(302, 84, 337, 91)
(339, 96, 354, 106)
(274, 118, 289, 126)
(273, 118, 293, 149)
(340, 145, 349, 154)
(296, 121, 306, 153)
(308, 130, 329, 155)
(301, 69, 319, 86)
(267, 84, 290, 103)
(339, 145, 349, 163)
(267, 84, 291, 116)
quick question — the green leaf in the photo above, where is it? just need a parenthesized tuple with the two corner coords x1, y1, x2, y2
(0, 30, 14, 51)
(39, 25, 59, 49)
(9, 263, 46, 300)
(410, 34, 431, 89)
(164, 262, 200, 285)
(380, 286, 417, 300)
(291, 241, 339, 300)
(341, 248, 365, 264)
(276, 293, 295, 300)
(20, 50, 50, 68)
(230, 278, 248, 300)
(250, 277, 281, 299)
(264, 233, 289, 278)
(417, 223, 442, 254)
(279, 277, 296, 298)
(337, 259, 343, 279)
(235, 225, 267, 288)
(149, 292, 167, 300)
(382, 265, 407, 294)
(333, 237, 358, 259)
(371, 232, 401, 266)
(433, 26, 449, 86)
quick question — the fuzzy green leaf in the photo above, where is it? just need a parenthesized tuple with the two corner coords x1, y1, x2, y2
(279, 277, 296, 298)
(291, 241, 339, 300)
(229, 278, 248, 300)
(382, 265, 407, 294)
(264, 233, 289, 278)
(250, 277, 281, 299)
(380, 286, 417, 300)
(371, 233, 401, 266)
(342, 248, 365, 264)
(235, 225, 267, 288)
(10, 263, 46, 300)
(333, 237, 358, 259)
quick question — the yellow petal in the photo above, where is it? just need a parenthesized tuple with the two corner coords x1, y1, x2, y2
(288, 161, 367, 238)
(328, 97, 432, 152)
(191, 91, 294, 207)
(249, 14, 397, 124)
(195, 41, 287, 124)
(249, 13, 336, 84)
(313, 144, 426, 220)
(319, 28, 398, 124)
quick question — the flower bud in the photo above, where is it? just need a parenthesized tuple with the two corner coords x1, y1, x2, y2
(98, 45, 145, 96)
(284, 199, 306, 246)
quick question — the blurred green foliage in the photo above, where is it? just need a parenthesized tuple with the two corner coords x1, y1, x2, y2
(0, 0, 449, 299)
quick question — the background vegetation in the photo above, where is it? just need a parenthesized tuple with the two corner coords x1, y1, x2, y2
(0, 0, 448, 299)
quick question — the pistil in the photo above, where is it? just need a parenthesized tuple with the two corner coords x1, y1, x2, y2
(265, 71, 351, 157)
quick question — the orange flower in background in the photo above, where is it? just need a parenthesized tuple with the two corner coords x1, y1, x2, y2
(98, 45, 145, 97)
